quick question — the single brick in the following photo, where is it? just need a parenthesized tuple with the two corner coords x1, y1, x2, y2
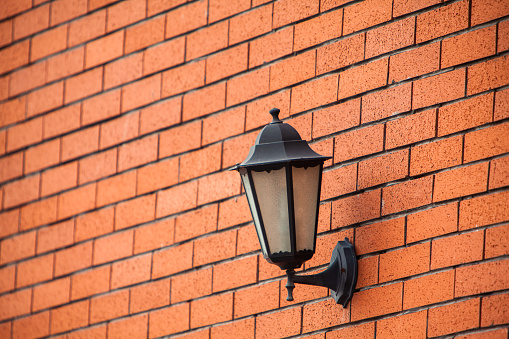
(193, 229, 236, 266)
(212, 255, 257, 292)
(156, 181, 198, 218)
(206, 44, 248, 84)
(471, 0, 509, 25)
(327, 322, 375, 339)
(412, 68, 466, 110)
(0, 0, 31, 24)
(152, 241, 192, 278)
(9, 62, 46, 98)
(403, 269, 454, 309)
(273, 0, 319, 28)
(498, 19, 509, 52)
(37, 219, 74, 254)
(134, 218, 174, 254)
(459, 190, 509, 230)
(356, 217, 405, 255)
(148, 304, 190, 338)
(85, 31, 124, 69)
(54, 241, 93, 276)
(321, 163, 357, 200)
(96, 171, 136, 207)
(428, 298, 480, 337)
(130, 279, 170, 314)
(190, 293, 233, 328)
(32, 277, 70, 312)
(234, 281, 281, 318)
(147, 0, 186, 16)
(117, 134, 158, 172)
(467, 55, 509, 95)
(237, 224, 260, 256)
(433, 162, 489, 202)
(182, 82, 225, 121)
(104, 53, 143, 90)
(125, 15, 165, 54)
(68, 10, 106, 47)
(386, 109, 436, 149)
(455, 329, 509, 339)
(78, 149, 117, 185)
(416, 0, 469, 43)
(407, 202, 458, 243)
(0, 152, 23, 183)
(41, 162, 78, 197)
(162, 60, 205, 98)
(302, 298, 349, 333)
(165, 0, 207, 39)
(64, 67, 103, 104)
(3, 175, 40, 209)
(338, 58, 388, 99)
(75, 207, 114, 242)
(108, 314, 148, 339)
(0, 209, 18, 238)
(197, 170, 241, 205)
(490, 156, 509, 189)
(0, 265, 15, 294)
(389, 42, 440, 83)
(481, 292, 509, 327)
(24, 139, 60, 174)
(46, 47, 84, 83)
(106, 0, 146, 32)
(485, 224, 509, 259)
(355, 255, 379, 289)
(90, 290, 129, 324)
(365, 17, 415, 59)
(249, 27, 294, 68)
(393, 0, 440, 16)
(6, 116, 43, 152)
(382, 176, 433, 215)
(218, 196, 251, 230)
(140, 97, 181, 135)
(494, 87, 509, 121)
(334, 124, 384, 163)
(186, 21, 228, 61)
(122, 74, 162, 112)
(50, 300, 89, 334)
(93, 229, 133, 265)
(0, 97, 26, 129)
(179, 144, 222, 182)
(312, 98, 360, 138)
(71, 265, 110, 300)
(432, 230, 484, 270)
(229, 4, 272, 46)
(175, 204, 218, 242)
(410, 135, 463, 176)
(209, 0, 250, 23)
(57, 184, 96, 219)
(99, 112, 138, 150)
(143, 37, 185, 76)
(222, 131, 259, 168)
(377, 310, 427, 338)
(464, 122, 509, 163)
(351, 282, 403, 321)
(13, 4, 49, 40)
(16, 253, 53, 288)
(227, 68, 269, 107)
(0, 20, 12, 48)
(202, 106, 245, 145)
(12, 311, 50, 339)
(82, 91, 120, 127)
(332, 189, 381, 228)
(290, 74, 339, 114)
(379, 242, 430, 282)
(294, 9, 343, 51)
(50, 0, 86, 26)
(115, 194, 156, 230)
(211, 318, 254, 339)
(343, 0, 392, 35)
(43, 103, 81, 139)
(442, 25, 496, 69)
(171, 268, 212, 303)
(137, 158, 179, 194)
(111, 253, 151, 289)
(270, 51, 315, 91)
(358, 149, 409, 189)
(455, 259, 509, 297)
(19, 197, 57, 231)
(0, 288, 31, 321)
(0, 40, 29, 75)
(30, 25, 67, 62)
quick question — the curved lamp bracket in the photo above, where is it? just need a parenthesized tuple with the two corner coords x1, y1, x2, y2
(285, 238, 357, 308)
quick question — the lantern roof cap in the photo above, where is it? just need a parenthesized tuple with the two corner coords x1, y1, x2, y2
(233, 108, 330, 169)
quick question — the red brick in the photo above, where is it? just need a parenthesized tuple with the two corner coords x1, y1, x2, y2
(222, 131, 259, 168)
(0, 322, 9, 339)
(50, 0, 86, 25)
(307, 229, 354, 268)
(393, 0, 439, 16)
(0, 129, 4, 154)
(104, 53, 143, 90)
(125, 15, 164, 54)
(15, 253, 52, 288)
(0, 0, 31, 20)
(108, 314, 147, 339)
(75, 207, 114, 242)
(291, 74, 338, 114)
(212, 255, 257, 293)
(115, 194, 155, 230)
(50, 300, 89, 334)
(64, 67, 103, 104)
(0, 40, 29, 75)
(410, 135, 463, 176)
(10, 62, 46, 98)
(334, 124, 384, 163)
(359, 150, 409, 189)
(143, 37, 185, 76)
(24, 139, 60, 174)
(378, 311, 427, 338)
(12, 311, 50, 339)
(0, 152, 23, 183)
(456, 259, 509, 297)
(302, 298, 349, 333)
(148, 303, 190, 338)
(0, 288, 31, 321)
(432, 230, 484, 269)
(389, 43, 440, 83)
(88, 0, 118, 10)
(140, 98, 181, 135)
(106, 0, 146, 32)
(456, 329, 509, 339)
(13, 4, 49, 39)
(7, 117, 43, 152)
(468, 55, 509, 95)
(465, 123, 509, 163)
(294, 9, 343, 51)
(379, 242, 430, 282)
(498, 19, 509, 52)
(0, 97, 26, 128)
(258, 253, 285, 280)
(0, 265, 15, 294)
(459, 190, 509, 230)
(211, 318, 254, 339)
(118, 135, 158, 171)
(156, 181, 198, 217)
(137, 158, 179, 194)
(321, 164, 357, 201)
(273, 0, 319, 28)
(19, 198, 56, 231)
(171, 268, 212, 303)
(355, 255, 378, 289)
(382, 176, 433, 215)
(442, 26, 496, 69)
(280, 277, 328, 307)
(388, 109, 436, 149)
(33, 277, 70, 311)
(246, 90, 290, 127)
(180, 144, 222, 181)
(202, 106, 245, 145)
(0, 20, 12, 48)
(162, 60, 205, 98)
(193, 229, 236, 266)
(90, 290, 129, 324)
(3, 175, 40, 209)
(234, 281, 279, 318)
(227, 68, 269, 107)
(134, 218, 174, 254)
(403, 269, 454, 310)
(147, 0, 186, 16)
(218, 196, 251, 229)
(327, 322, 375, 339)
(494, 88, 509, 121)
(412, 68, 466, 109)
(97, 171, 136, 207)
(229, 4, 272, 46)
(78, 150, 117, 186)
(111, 253, 151, 289)
(270, 51, 315, 91)
(122, 74, 162, 112)
(316, 201, 332, 234)
(30, 25, 67, 62)
(332, 189, 381, 228)
(152, 241, 192, 278)
(128, 279, 168, 315)
(351, 282, 402, 321)
(46, 47, 84, 83)
(71, 265, 110, 300)
(472, 0, 509, 25)
(68, 10, 106, 47)
(81, 91, 120, 127)
(37, 219, 74, 254)
(99, 113, 138, 150)
(249, 27, 294, 68)
(165, 0, 207, 39)
(407, 202, 458, 243)
(339, 58, 388, 99)
(197, 169, 242, 205)
(93, 229, 133, 265)
(428, 298, 480, 337)
(356, 218, 405, 255)
(43, 104, 81, 139)
(485, 224, 509, 258)
(481, 292, 509, 326)
(490, 156, 509, 189)
(209, 0, 250, 23)
(206, 44, 248, 84)
(366, 17, 415, 59)
(55, 241, 92, 277)
(175, 204, 217, 242)
(190, 293, 233, 328)
(41, 162, 77, 197)
(343, 0, 392, 35)
(0, 209, 18, 238)
(416, 0, 469, 43)
(186, 21, 228, 61)
(57, 184, 96, 219)
(434, 162, 489, 202)
(312, 99, 360, 138)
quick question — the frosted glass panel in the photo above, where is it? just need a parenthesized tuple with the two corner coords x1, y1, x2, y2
(251, 168, 291, 254)
(241, 172, 268, 256)
(292, 165, 320, 251)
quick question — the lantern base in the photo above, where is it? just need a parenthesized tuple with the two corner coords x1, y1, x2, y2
(285, 238, 357, 308)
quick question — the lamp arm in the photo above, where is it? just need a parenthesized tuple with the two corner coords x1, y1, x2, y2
(284, 238, 358, 308)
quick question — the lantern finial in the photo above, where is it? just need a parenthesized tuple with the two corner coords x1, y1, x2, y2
(269, 108, 281, 124)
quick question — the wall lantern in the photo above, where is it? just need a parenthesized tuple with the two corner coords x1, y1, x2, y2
(233, 108, 358, 307)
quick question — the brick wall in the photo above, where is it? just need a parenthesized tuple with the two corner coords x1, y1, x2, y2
(0, 0, 508, 338)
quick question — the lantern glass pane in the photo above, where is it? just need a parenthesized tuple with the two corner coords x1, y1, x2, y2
(292, 165, 320, 251)
(241, 171, 268, 257)
(251, 168, 291, 254)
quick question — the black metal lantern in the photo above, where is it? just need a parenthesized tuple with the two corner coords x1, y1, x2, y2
(233, 108, 358, 307)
